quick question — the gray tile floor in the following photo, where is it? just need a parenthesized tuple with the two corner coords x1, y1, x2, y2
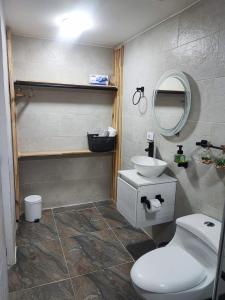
(8, 200, 154, 299)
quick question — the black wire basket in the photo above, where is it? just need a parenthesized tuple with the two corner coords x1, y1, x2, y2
(87, 134, 115, 152)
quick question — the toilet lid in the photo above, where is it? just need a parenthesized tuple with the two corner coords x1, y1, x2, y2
(130, 246, 206, 293)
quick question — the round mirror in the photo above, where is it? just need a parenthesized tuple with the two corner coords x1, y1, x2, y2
(152, 70, 191, 136)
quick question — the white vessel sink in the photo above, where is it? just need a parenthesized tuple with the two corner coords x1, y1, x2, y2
(131, 156, 167, 178)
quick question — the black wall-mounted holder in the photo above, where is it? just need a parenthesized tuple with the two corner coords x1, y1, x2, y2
(132, 86, 145, 105)
(196, 140, 224, 151)
(141, 194, 164, 210)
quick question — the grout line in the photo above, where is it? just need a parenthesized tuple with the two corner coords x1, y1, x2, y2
(53, 206, 99, 216)
(94, 204, 134, 261)
(9, 278, 72, 294)
(110, 228, 135, 262)
(142, 228, 154, 240)
(51, 201, 94, 213)
(51, 209, 77, 298)
(70, 261, 135, 281)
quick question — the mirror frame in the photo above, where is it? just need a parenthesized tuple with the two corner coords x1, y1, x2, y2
(152, 70, 191, 136)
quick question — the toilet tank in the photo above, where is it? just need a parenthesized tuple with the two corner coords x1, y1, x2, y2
(176, 214, 221, 253)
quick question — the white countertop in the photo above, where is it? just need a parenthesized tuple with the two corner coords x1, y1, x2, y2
(118, 169, 177, 188)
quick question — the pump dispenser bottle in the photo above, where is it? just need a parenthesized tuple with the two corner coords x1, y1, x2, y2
(174, 145, 186, 163)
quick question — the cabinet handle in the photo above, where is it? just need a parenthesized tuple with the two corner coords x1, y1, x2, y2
(141, 196, 151, 210)
(155, 194, 164, 204)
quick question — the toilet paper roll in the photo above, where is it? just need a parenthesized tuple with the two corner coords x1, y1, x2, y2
(149, 199, 161, 213)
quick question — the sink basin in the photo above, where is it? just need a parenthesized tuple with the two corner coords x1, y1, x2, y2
(131, 156, 167, 178)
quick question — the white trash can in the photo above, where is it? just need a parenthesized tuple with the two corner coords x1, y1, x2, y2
(24, 195, 42, 222)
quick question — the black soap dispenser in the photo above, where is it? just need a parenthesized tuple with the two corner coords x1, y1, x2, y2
(174, 145, 184, 163)
(175, 145, 188, 168)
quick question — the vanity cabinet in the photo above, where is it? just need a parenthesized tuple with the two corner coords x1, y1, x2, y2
(117, 170, 177, 228)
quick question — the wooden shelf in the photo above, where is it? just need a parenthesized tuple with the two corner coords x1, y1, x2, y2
(18, 149, 114, 159)
(157, 89, 185, 95)
(14, 80, 118, 91)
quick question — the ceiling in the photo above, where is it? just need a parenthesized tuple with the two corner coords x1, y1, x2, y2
(4, 0, 198, 48)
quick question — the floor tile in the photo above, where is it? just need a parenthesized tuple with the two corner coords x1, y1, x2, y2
(76, 207, 102, 220)
(126, 240, 156, 260)
(71, 263, 140, 300)
(53, 202, 94, 214)
(113, 225, 151, 247)
(17, 210, 58, 246)
(9, 279, 75, 300)
(8, 239, 68, 292)
(61, 229, 132, 277)
(97, 205, 129, 228)
(54, 208, 107, 238)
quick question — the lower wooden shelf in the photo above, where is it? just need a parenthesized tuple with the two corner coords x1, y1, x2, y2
(18, 149, 114, 159)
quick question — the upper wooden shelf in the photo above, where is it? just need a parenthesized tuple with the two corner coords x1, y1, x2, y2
(157, 90, 185, 95)
(14, 80, 118, 91)
(18, 149, 114, 159)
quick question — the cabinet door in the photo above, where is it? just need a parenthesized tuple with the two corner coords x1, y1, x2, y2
(117, 177, 138, 227)
(137, 182, 176, 228)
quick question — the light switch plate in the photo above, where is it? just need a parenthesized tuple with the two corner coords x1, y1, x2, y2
(147, 131, 154, 141)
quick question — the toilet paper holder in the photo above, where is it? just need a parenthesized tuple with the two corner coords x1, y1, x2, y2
(141, 194, 164, 210)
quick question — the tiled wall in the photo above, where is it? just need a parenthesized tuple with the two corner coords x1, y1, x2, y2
(122, 0, 225, 227)
(13, 35, 114, 208)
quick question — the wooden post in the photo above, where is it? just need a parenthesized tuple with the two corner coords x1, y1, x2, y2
(112, 46, 124, 202)
(6, 29, 20, 220)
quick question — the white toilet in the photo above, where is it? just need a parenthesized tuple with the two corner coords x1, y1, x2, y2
(131, 214, 221, 300)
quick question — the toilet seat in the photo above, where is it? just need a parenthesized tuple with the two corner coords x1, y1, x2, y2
(131, 246, 207, 294)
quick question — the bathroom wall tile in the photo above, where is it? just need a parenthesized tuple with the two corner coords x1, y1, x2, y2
(169, 33, 219, 81)
(216, 29, 225, 77)
(13, 35, 113, 85)
(178, 0, 221, 46)
(8, 239, 68, 292)
(20, 155, 112, 184)
(152, 16, 179, 52)
(9, 279, 75, 300)
(71, 263, 139, 300)
(211, 123, 225, 146)
(61, 229, 132, 277)
(20, 175, 112, 209)
(195, 78, 225, 123)
(156, 120, 211, 162)
(17, 88, 113, 152)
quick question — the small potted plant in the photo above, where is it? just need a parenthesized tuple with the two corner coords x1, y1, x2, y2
(214, 157, 225, 169)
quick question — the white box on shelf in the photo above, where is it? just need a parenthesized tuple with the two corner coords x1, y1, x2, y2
(89, 74, 109, 86)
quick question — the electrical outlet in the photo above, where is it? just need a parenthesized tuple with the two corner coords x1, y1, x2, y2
(147, 131, 154, 141)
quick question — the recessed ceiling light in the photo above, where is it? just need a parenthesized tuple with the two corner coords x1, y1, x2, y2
(57, 11, 93, 40)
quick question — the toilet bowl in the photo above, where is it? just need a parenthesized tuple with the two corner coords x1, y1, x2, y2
(131, 214, 221, 300)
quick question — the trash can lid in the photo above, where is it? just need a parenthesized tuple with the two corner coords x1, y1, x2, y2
(24, 195, 42, 204)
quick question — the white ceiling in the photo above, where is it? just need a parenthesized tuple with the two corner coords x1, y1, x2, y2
(4, 0, 198, 48)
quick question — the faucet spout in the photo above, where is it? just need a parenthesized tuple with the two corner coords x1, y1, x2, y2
(145, 141, 154, 157)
